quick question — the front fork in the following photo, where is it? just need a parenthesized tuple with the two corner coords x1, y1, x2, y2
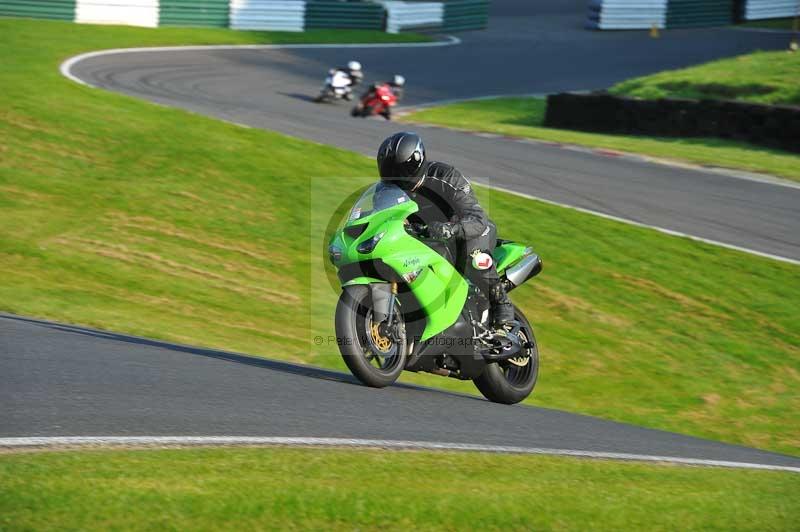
(370, 282, 401, 341)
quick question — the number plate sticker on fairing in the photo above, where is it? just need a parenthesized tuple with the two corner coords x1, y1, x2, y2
(471, 250, 493, 270)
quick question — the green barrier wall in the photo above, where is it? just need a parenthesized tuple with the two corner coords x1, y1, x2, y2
(443, 0, 489, 32)
(305, 1, 384, 30)
(667, 0, 734, 28)
(0, 0, 75, 20)
(0, 0, 489, 32)
(160, 0, 228, 27)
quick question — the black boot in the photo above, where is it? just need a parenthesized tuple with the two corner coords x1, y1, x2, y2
(489, 283, 515, 331)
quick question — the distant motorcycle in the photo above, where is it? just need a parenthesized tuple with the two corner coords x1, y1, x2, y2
(314, 66, 362, 103)
(351, 83, 398, 120)
(314, 69, 354, 103)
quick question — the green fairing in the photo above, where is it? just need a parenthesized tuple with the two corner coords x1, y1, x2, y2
(330, 183, 524, 341)
(493, 241, 528, 273)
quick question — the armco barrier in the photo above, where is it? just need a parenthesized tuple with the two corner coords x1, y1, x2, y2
(585, 0, 668, 30)
(378, 0, 444, 33)
(229, 0, 304, 31)
(666, 0, 733, 28)
(304, 0, 384, 30)
(0, 0, 76, 20)
(1, 0, 488, 32)
(442, 0, 488, 31)
(75, 0, 158, 27)
(159, 0, 228, 27)
(544, 92, 800, 153)
(743, 0, 800, 20)
(585, 0, 798, 29)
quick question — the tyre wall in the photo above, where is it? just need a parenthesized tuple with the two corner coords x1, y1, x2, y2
(544, 92, 800, 153)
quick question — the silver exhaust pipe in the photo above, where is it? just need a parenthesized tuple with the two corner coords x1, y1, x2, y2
(505, 254, 542, 289)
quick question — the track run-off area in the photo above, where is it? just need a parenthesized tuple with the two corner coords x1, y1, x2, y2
(3, 314, 800, 471)
(3, 2, 799, 470)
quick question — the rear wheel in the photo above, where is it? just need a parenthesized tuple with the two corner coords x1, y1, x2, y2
(335, 285, 407, 388)
(314, 88, 332, 103)
(473, 305, 539, 404)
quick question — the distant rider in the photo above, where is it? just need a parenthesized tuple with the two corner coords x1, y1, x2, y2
(362, 75, 405, 119)
(386, 74, 405, 101)
(376, 131, 515, 333)
(330, 60, 363, 100)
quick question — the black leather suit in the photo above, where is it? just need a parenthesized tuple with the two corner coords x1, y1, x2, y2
(407, 161, 511, 319)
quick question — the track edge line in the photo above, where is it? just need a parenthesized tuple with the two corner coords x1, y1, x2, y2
(476, 181, 800, 266)
(2, 437, 798, 473)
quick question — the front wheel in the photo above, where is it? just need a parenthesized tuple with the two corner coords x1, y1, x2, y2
(473, 305, 539, 404)
(335, 285, 407, 388)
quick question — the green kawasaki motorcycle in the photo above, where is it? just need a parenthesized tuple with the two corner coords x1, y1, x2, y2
(329, 182, 542, 404)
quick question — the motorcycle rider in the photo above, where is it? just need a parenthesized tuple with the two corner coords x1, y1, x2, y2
(376, 131, 516, 333)
(381, 74, 405, 101)
(329, 60, 363, 100)
(361, 75, 405, 119)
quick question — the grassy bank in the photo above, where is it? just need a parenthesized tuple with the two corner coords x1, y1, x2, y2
(1, 447, 798, 530)
(610, 50, 800, 105)
(401, 96, 800, 181)
(1, 19, 799, 454)
(402, 51, 800, 180)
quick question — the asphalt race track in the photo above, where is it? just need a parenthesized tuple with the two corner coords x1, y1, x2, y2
(3, 2, 799, 467)
(3, 314, 800, 470)
(66, 2, 800, 262)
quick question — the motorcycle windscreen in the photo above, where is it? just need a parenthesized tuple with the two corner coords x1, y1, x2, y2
(344, 183, 411, 226)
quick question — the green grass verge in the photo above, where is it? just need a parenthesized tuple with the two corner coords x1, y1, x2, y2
(610, 50, 800, 105)
(401, 96, 800, 181)
(1, 19, 799, 454)
(738, 18, 800, 30)
(1, 447, 798, 530)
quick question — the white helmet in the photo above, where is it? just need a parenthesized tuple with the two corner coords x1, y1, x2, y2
(347, 60, 362, 71)
(393, 74, 405, 86)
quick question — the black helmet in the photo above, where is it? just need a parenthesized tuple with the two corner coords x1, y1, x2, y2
(377, 132, 426, 189)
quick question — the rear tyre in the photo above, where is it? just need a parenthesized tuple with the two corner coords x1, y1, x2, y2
(335, 285, 407, 388)
(473, 305, 539, 404)
(314, 88, 333, 104)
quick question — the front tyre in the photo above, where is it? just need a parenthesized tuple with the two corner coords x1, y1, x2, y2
(473, 305, 539, 404)
(335, 285, 407, 388)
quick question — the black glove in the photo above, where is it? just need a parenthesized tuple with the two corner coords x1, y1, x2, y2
(428, 221, 460, 240)
(405, 221, 427, 237)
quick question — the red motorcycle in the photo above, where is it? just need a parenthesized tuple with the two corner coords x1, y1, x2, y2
(351, 83, 398, 120)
